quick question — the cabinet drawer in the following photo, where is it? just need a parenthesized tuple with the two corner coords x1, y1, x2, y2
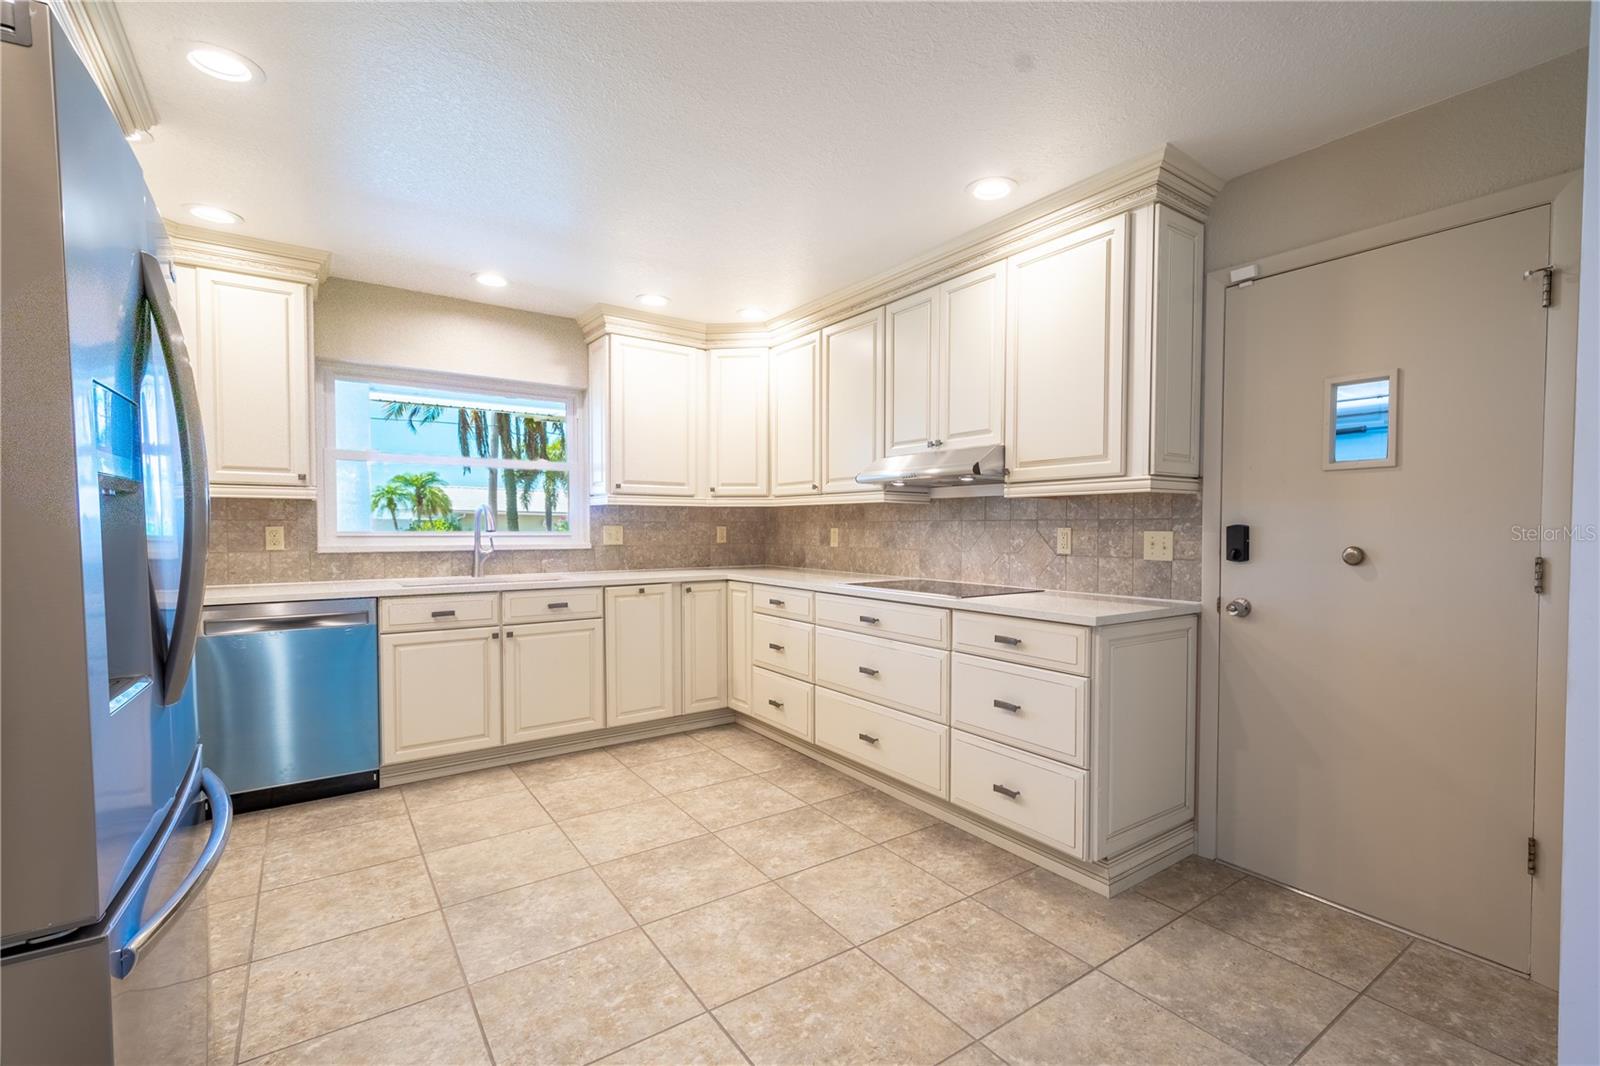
(753, 585, 814, 621)
(814, 627, 948, 722)
(750, 667, 813, 740)
(815, 594, 949, 648)
(503, 586, 603, 623)
(951, 653, 1089, 767)
(951, 731, 1087, 858)
(380, 593, 499, 633)
(752, 614, 814, 680)
(953, 611, 1090, 675)
(814, 688, 947, 796)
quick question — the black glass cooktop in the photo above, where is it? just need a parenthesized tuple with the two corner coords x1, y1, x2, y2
(847, 578, 1041, 599)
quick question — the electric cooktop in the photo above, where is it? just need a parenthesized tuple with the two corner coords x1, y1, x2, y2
(846, 578, 1041, 598)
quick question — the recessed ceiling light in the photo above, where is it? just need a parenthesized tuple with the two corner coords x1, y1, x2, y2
(185, 203, 242, 225)
(637, 293, 670, 308)
(967, 176, 1017, 201)
(474, 272, 508, 288)
(736, 306, 768, 322)
(125, 130, 152, 144)
(186, 45, 262, 83)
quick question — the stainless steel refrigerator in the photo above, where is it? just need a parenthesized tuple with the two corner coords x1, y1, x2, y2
(2, 2, 233, 1062)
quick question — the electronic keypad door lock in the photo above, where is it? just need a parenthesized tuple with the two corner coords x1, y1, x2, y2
(1226, 524, 1250, 562)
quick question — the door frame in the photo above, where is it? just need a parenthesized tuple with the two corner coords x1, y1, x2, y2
(1198, 171, 1583, 987)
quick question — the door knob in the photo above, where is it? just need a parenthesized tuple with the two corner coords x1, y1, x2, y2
(1342, 546, 1366, 566)
(1225, 597, 1252, 618)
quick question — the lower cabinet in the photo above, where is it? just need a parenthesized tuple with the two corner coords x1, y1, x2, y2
(682, 582, 729, 714)
(950, 730, 1087, 859)
(605, 584, 678, 726)
(503, 617, 605, 744)
(751, 666, 813, 740)
(727, 582, 752, 712)
(380, 626, 502, 764)
(813, 686, 947, 795)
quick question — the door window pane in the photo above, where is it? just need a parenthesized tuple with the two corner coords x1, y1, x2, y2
(1326, 373, 1397, 468)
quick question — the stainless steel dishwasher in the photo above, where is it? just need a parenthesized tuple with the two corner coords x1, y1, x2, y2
(196, 598, 379, 809)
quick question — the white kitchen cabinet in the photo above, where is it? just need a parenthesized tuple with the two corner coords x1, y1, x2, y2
(769, 331, 821, 496)
(503, 617, 605, 744)
(727, 581, 753, 713)
(820, 309, 884, 492)
(682, 581, 729, 714)
(883, 263, 1005, 457)
(605, 584, 678, 725)
(597, 335, 701, 497)
(169, 264, 313, 495)
(707, 347, 769, 497)
(1005, 205, 1204, 489)
(380, 627, 501, 764)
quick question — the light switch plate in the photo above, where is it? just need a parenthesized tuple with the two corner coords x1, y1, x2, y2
(602, 525, 624, 546)
(829, 527, 840, 548)
(1142, 530, 1174, 562)
(1055, 527, 1072, 555)
(264, 525, 285, 551)
(715, 526, 727, 544)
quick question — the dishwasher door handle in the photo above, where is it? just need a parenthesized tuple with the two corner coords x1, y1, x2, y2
(202, 612, 372, 637)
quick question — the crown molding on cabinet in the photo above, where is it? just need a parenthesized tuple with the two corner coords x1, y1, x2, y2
(163, 221, 333, 291)
(577, 144, 1222, 349)
(50, 0, 158, 139)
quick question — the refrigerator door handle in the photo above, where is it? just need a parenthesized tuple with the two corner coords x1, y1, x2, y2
(140, 251, 209, 704)
(111, 766, 231, 979)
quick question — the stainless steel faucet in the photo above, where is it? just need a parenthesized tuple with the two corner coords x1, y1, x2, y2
(472, 504, 496, 577)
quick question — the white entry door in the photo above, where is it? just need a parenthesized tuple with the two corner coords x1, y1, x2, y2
(1217, 207, 1551, 971)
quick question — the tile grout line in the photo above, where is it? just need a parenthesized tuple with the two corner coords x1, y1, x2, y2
(1288, 942, 1413, 1066)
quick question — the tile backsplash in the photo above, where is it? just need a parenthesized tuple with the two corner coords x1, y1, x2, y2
(208, 492, 1201, 601)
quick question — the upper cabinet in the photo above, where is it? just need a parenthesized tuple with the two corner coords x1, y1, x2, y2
(820, 309, 884, 493)
(165, 227, 327, 498)
(595, 335, 701, 497)
(884, 263, 1005, 456)
(769, 331, 821, 497)
(707, 347, 770, 497)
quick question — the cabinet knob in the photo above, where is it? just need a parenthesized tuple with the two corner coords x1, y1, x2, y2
(505, 630, 515, 638)
(811, 483, 818, 490)
(297, 472, 308, 481)
(615, 482, 621, 489)
(710, 487, 717, 493)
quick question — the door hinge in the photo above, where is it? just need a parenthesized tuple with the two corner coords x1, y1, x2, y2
(1528, 836, 1538, 876)
(1534, 556, 1547, 595)
(1215, 596, 1222, 613)
(1523, 265, 1554, 308)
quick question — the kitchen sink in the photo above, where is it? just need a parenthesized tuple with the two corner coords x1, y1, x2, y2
(396, 574, 560, 587)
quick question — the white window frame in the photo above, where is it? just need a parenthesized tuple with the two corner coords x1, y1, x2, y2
(1322, 368, 1401, 471)
(316, 361, 589, 552)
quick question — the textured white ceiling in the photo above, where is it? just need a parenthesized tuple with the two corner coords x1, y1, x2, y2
(120, 2, 1588, 323)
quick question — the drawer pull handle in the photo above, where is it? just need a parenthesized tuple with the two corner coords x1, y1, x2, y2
(768, 598, 786, 607)
(993, 699, 1021, 713)
(859, 615, 880, 624)
(858, 666, 879, 677)
(858, 733, 879, 745)
(993, 634, 1023, 646)
(431, 609, 457, 618)
(548, 601, 569, 609)
(768, 643, 786, 652)
(767, 698, 784, 709)
(992, 784, 1021, 800)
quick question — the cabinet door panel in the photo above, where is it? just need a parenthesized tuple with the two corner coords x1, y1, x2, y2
(682, 582, 729, 713)
(610, 337, 699, 496)
(727, 582, 752, 712)
(821, 309, 884, 493)
(1006, 217, 1127, 481)
(769, 333, 820, 496)
(605, 584, 678, 724)
(939, 264, 1006, 448)
(195, 269, 310, 488)
(504, 618, 604, 743)
(708, 348, 769, 497)
(380, 627, 500, 764)
(884, 288, 937, 456)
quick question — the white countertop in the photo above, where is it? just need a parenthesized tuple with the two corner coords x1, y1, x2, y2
(204, 566, 1199, 626)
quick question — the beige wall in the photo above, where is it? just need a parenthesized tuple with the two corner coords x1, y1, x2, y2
(314, 278, 588, 388)
(1207, 49, 1589, 270)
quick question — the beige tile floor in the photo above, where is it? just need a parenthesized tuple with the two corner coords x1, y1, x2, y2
(202, 723, 1559, 1066)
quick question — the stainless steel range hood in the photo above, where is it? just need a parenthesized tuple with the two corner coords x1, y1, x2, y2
(855, 444, 1006, 488)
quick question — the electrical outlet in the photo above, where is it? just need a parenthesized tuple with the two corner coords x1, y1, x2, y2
(264, 525, 286, 552)
(1055, 527, 1072, 555)
(602, 525, 624, 546)
(1142, 530, 1174, 562)
(715, 526, 727, 544)
(829, 527, 840, 548)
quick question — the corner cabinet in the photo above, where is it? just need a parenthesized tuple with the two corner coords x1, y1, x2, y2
(167, 264, 314, 496)
(769, 332, 821, 496)
(707, 348, 770, 497)
(727, 581, 753, 712)
(605, 584, 679, 725)
(682, 582, 729, 713)
(820, 310, 884, 493)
